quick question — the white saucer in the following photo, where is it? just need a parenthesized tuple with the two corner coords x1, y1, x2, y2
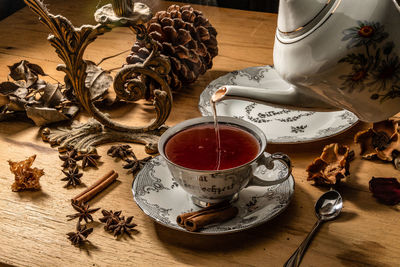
(132, 155, 295, 235)
(198, 65, 358, 144)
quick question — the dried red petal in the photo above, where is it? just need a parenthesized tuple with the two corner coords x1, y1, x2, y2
(369, 177, 400, 205)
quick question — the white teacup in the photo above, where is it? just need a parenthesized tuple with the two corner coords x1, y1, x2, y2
(158, 116, 292, 206)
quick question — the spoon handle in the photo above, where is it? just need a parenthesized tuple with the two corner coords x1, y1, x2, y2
(284, 220, 322, 267)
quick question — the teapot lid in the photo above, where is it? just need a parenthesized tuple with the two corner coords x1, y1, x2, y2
(277, 0, 335, 34)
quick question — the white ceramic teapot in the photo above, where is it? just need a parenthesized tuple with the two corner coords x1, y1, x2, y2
(214, 0, 400, 122)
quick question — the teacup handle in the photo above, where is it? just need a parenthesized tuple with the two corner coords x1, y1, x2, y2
(247, 152, 292, 187)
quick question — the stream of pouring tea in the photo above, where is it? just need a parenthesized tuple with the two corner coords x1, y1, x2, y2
(210, 98, 221, 170)
(211, 88, 228, 170)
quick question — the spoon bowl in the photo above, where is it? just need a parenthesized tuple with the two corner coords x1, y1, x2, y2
(315, 190, 343, 221)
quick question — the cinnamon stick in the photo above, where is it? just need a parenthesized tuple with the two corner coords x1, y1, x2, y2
(184, 206, 238, 232)
(177, 201, 238, 232)
(72, 170, 118, 204)
(176, 200, 231, 227)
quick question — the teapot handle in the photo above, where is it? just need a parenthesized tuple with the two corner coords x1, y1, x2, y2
(213, 84, 341, 112)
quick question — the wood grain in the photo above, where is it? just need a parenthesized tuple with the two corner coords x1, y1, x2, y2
(0, 1, 399, 266)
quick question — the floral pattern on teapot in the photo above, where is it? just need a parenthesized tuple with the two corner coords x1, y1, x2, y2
(338, 21, 400, 102)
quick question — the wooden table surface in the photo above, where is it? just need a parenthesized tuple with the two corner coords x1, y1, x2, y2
(1, 1, 399, 266)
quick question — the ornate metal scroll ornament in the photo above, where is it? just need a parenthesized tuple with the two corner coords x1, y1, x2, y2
(24, 0, 172, 154)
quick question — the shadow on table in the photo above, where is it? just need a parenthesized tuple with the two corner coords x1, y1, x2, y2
(17, 189, 50, 201)
(323, 229, 392, 266)
(0, 120, 36, 135)
(78, 241, 100, 257)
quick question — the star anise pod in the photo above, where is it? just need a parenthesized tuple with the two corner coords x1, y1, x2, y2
(108, 216, 137, 237)
(66, 223, 93, 246)
(107, 144, 134, 160)
(99, 209, 122, 230)
(123, 156, 152, 174)
(59, 149, 78, 169)
(61, 166, 83, 187)
(67, 201, 100, 223)
(76, 152, 101, 169)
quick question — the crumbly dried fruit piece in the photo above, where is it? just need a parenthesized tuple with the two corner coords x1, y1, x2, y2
(354, 119, 400, 162)
(307, 143, 353, 185)
(66, 223, 93, 246)
(67, 202, 100, 223)
(369, 177, 400, 205)
(8, 155, 44, 191)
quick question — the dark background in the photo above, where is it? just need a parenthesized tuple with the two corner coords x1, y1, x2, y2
(0, 0, 25, 20)
(0, 0, 279, 20)
(172, 0, 279, 13)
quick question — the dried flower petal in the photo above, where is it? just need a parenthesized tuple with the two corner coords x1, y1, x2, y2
(307, 143, 352, 185)
(355, 119, 400, 162)
(369, 177, 400, 205)
(8, 155, 44, 191)
(354, 128, 378, 159)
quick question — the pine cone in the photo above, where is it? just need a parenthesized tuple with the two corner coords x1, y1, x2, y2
(126, 4, 218, 93)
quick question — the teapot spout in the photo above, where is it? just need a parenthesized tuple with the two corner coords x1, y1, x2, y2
(212, 85, 341, 112)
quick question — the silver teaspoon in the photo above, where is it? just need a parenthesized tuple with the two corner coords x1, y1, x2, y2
(284, 190, 343, 267)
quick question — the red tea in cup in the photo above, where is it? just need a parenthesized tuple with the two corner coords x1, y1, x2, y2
(164, 123, 260, 170)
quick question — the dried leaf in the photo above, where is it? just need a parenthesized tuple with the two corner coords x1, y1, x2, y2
(26, 106, 71, 126)
(28, 78, 48, 93)
(1, 60, 81, 125)
(1, 80, 34, 111)
(85, 61, 111, 101)
(26, 62, 46, 76)
(0, 81, 19, 96)
(0, 82, 16, 107)
(60, 105, 80, 118)
(8, 60, 39, 88)
(41, 83, 64, 107)
(7, 88, 30, 111)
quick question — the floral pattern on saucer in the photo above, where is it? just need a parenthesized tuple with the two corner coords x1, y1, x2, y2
(132, 156, 295, 235)
(198, 65, 359, 143)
